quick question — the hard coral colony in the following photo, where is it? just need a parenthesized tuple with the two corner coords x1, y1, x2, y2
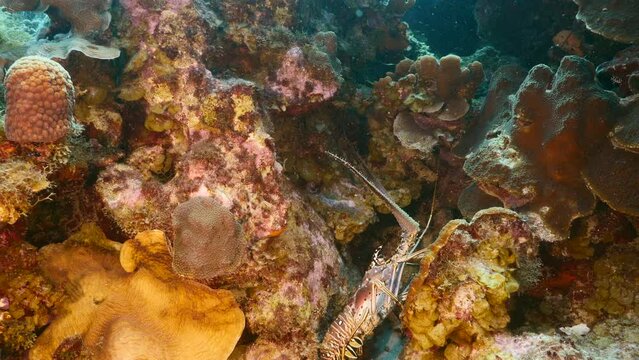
(0, 0, 638, 359)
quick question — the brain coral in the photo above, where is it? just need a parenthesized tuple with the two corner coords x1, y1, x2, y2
(171, 196, 247, 279)
(3, 56, 74, 143)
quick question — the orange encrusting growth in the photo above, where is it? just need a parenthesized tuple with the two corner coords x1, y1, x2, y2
(3, 56, 75, 143)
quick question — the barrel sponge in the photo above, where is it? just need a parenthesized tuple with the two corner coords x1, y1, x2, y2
(3, 56, 74, 143)
(172, 196, 247, 279)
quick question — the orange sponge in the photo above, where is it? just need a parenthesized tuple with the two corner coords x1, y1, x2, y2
(3, 56, 75, 143)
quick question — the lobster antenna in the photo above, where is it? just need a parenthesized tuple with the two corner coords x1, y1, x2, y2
(414, 166, 438, 250)
(325, 151, 419, 235)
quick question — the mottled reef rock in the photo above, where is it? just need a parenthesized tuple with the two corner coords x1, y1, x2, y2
(93, 2, 350, 358)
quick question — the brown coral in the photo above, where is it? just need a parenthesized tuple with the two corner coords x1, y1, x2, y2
(402, 208, 538, 358)
(171, 196, 247, 279)
(574, 0, 639, 44)
(459, 57, 639, 240)
(30, 224, 245, 359)
(4, 56, 74, 143)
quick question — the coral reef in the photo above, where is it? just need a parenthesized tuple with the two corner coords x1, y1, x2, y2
(402, 208, 538, 358)
(30, 224, 245, 359)
(3, 56, 75, 143)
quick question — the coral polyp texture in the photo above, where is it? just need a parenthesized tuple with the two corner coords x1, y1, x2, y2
(171, 196, 247, 279)
(402, 208, 538, 359)
(3, 56, 74, 143)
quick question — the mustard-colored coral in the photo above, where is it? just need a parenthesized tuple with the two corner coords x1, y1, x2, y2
(402, 208, 538, 359)
(30, 225, 245, 359)
(0, 160, 50, 224)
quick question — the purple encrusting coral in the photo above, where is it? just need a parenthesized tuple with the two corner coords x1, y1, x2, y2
(1, 0, 639, 358)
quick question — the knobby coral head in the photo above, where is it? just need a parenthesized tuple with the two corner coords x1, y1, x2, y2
(3, 56, 75, 143)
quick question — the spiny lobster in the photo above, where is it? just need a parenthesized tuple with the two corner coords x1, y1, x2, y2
(320, 151, 435, 360)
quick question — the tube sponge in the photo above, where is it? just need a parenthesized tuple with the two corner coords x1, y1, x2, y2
(3, 56, 74, 143)
(171, 196, 247, 279)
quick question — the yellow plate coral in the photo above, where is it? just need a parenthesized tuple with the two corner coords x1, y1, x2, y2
(29, 223, 245, 360)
